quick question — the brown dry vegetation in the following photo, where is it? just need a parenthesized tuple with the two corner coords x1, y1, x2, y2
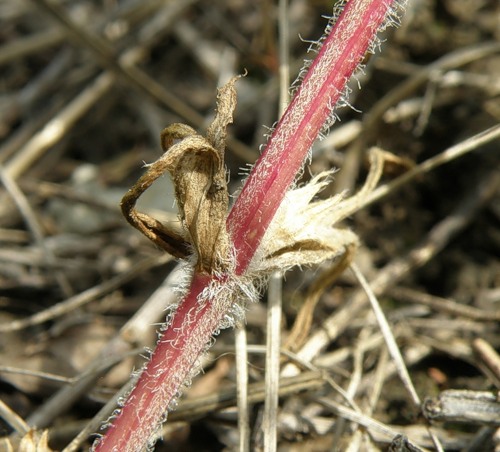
(0, 1, 499, 451)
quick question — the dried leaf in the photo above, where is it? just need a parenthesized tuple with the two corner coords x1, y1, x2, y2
(18, 430, 52, 452)
(121, 76, 243, 274)
(160, 129, 229, 273)
(121, 156, 191, 259)
(206, 75, 241, 153)
(250, 148, 395, 275)
(250, 172, 359, 275)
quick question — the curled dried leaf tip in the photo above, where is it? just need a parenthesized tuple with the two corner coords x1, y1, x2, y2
(121, 75, 243, 274)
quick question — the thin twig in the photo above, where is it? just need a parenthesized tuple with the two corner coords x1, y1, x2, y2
(262, 2, 290, 448)
(0, 28, 64, 66)
(24, 262, 183, 431)
(388, 286, 500, 321)
(350, 262, 421, 406)
(0, 255, 170, 333)
(263, 275, 282, 452)
(0, 165, 73, 297)
(235, 326, 250, 452)
(336, 326, 369, 448)
(473, 338, 500, 389)
(283, 161, 499, 376)
(5, 71, 115, 179)
(317, 397, 427, 450)
(362, 124, 500, 209)
(0, 399, 30, 436)
(29, 0, 255, 162)
(336, 41, 500, 192)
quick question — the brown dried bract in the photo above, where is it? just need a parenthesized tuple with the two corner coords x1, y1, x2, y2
(121, 75, 242, 274)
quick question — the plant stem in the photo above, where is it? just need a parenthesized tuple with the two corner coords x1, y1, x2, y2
(94, 273, 233, 450)
(94, 1, 401, 450)
(228, 0, 397, 274)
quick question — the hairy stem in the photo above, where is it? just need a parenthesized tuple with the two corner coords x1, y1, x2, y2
(94, 273, 232, 450)
(228, 0, 397, 274)
(94, 1, 402, 450)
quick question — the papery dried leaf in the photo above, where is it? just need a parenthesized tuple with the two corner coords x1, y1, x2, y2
(121, 76, 243, 273)
(121, 149, 191, 259)
(19, 430, 52, 452)
(250, 172, 359, 274)
(206, 75, 241, 153)
(159, 76, 242, 273)
(250, 147, 395, 275)
(160, 130, 229, 273)
(283, 243, 356, 352)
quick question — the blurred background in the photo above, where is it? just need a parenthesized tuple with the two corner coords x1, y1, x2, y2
(0, 1, 499, 450)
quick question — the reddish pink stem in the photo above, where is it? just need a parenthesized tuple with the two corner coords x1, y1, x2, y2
(94, 1, 398, 450)
(228, 0, 396, 274)
(94, 273, 231, 450)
